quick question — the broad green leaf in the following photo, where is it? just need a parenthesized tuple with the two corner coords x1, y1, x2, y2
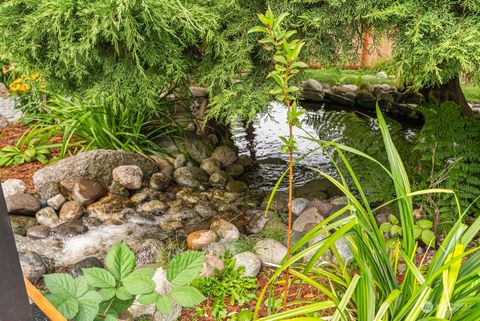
(156, 295, 173, 314)
(83, 268, 116, 288)
(99, 287, 116, 301)
(115, 286, 133, 300)
(391, 224, 402, 236)
(76, 291, 102, 321)
(74, 276, 90, 297)
(108, 298, 135, 315)
(380, 222, 392, 233)
(122, 269, 155, 295)
(44, 273, 77, 297)
(170, 286, 206, 307)
(390, 215, 399, 225)
(167, 251, 204, 286)
(105, 241, 136, 280)
(413, 225, 422, 239)
(138, 292, 159, 305)
(46, 294, 79, 319)
(417, 219, 433, 230)
(422, 230, 436, 247)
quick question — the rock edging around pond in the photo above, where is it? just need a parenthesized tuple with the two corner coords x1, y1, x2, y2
(300, 79, 425, 119)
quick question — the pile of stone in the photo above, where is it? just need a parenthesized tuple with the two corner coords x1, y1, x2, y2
(185, 194, 354, 281)
(2, 145, 256, 281)
(2, 143, 354, 305)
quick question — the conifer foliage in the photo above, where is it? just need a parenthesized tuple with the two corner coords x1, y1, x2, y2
(0, 0, 269, 121)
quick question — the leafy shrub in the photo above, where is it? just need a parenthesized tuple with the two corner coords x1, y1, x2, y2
(192, 254, 258, 320)
(0, 0, 275, 125)
(44, 242, 206, 321)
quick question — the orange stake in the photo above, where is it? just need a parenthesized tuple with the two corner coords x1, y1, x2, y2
(23, 277, 67, 321)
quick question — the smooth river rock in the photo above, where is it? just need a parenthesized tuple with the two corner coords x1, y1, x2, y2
(72, 178, 108, 205)
(210, 219, 240, 242)
(59, 201, 85, 221)
(173, 166, 209, 189)
(211, 145, 237, 168)
(254, 239, 287, 266)
(187, 230, 218, 250)
(6, 193, 40, 215)
(35, 207, 60, 227)
(112, 165, 143, 190)
(234, 252, 262, 277)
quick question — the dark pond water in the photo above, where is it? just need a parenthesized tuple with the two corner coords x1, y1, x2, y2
(232, 101, 420, 191)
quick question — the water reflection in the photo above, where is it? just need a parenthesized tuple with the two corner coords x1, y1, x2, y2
(232, 102, 418, 191)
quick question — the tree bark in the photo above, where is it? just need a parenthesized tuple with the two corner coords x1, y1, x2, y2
(420, 75, 474, 116)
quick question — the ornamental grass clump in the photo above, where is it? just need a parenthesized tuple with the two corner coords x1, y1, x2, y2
(254, 106, 480, 321)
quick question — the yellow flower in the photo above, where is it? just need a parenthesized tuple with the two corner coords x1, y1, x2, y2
(11, 77, 23, 85)
(30, 71, 40, 80)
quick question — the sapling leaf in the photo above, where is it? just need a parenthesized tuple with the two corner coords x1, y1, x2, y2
(273, 55, 288, 65)
(248, 26, 267, 34)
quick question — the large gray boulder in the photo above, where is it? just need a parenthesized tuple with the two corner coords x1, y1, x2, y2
(33, 150, 158, 198)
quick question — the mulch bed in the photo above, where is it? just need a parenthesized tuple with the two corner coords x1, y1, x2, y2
(0, 124, 47, 192)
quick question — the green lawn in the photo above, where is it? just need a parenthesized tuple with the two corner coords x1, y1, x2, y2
(306, 68, 480, 103)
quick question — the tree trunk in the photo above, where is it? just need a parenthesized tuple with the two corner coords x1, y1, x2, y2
(420, 75, 474, 116)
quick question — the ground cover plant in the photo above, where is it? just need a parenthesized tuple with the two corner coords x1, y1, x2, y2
(192, 254, 258, 320)
(44, 242, 206, 321)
